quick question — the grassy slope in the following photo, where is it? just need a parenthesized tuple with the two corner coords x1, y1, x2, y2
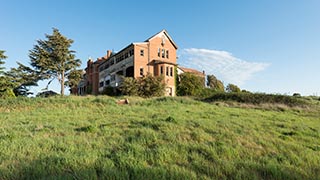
(0, 96, 319, 179)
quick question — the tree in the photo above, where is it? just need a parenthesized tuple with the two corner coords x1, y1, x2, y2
(0, 50, 16, 98)
(0, 50, 7, 74)
(177, 72, 204, 96)
(226, 83, 241, 93)
(207, 74, 224, 92)
(65, 69, 83, 94)
(5, 62, 38, 96)
(28, 28, 81, 96)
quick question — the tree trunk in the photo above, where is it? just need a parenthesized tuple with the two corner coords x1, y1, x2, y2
(60, 71, 65, 96)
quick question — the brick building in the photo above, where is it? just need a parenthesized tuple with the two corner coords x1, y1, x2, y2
(78, 30, 178, 96)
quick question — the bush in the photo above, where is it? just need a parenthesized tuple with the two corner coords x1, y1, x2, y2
(177, 73, 204, 96)
(119, 74, 165, 98)
(137, 74, 165, 97)
(195, 88, 216, 98)
(226, 84, 241, 93)
(293, 93, 301, 97)
(102, 86, 120, 96)
(0, 88, 16, 98)
(36, 90, 58, 98)
(207, 74, 224, 92)
(119, 77, 138, 96)
(203, 92, 308, 107)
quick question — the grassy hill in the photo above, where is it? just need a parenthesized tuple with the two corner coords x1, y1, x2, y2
(0, 96, 319, 179)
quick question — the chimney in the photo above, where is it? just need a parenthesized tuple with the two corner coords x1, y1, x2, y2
(87, 58, 93, 66)
(203, 70, 205, 75)
(105, 50, 112, 59)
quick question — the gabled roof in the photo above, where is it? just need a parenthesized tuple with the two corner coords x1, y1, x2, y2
(145, 29, 178, 49)
(178, 66, 205, 77)
(148, 59, 177, 66)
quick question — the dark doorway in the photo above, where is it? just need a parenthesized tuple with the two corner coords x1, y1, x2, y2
(125, 66, 134, 77)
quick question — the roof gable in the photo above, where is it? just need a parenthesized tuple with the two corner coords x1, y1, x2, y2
(145, 29, 178, 49)
(178, 66, 205, 76)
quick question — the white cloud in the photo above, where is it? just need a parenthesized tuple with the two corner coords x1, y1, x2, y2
(179, 48, 270, 86)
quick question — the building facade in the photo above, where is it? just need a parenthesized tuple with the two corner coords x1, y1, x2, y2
(78, 30, 178, 96)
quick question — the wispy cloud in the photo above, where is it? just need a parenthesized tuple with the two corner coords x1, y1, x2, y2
(179, 48, 270, 86)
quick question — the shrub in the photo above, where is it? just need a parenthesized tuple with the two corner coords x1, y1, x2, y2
(207, 74, 224, 92)
(293, 93, 301, 97)
(119, 74, 165, 98)
(241, 89, 251, 93)
(102, 86, 120, 96)
(137, 74, 165, 97)
(119, 77, 138, 96)
(177, 73, 204, 96)
(0, 88, 16, 98)
(195, 88, 216, 98)
(203, 92, 308, 107)
(226, 84, 241, 93)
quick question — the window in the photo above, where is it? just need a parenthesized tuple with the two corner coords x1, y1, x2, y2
(166, 66, 169, 76)
(99, 82, 104, 87)
(129, 49, 133, 56)
(162, 49, 165, 58)
(105, 80, 110, 86)
(110, 59, 114, 65)
(140, 68, 144, 76)
(166, 50, 169, 58)
(160, 66, 163, 74)
(158, 48, 161, 57)
(140, 49, 144, 56)
(170, 67, 173, 77)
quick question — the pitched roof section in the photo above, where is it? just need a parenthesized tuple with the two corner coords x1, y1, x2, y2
(148, 59, 177, 66)
(145, 29, 178, 49)
(178, 66, 205, 77)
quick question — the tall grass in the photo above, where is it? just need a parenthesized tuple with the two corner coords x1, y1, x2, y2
(0, 96, 319, 179)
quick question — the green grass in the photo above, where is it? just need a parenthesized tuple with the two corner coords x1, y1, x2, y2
(0, 96, 319, 179)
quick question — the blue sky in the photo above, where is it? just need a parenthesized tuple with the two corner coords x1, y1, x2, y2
(1, 0, 319, 95)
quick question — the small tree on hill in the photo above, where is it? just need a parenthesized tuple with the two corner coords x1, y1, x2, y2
(207, 74, 224, 92)
(226, 83, 241, 93)
(28, 28, 81, 96)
